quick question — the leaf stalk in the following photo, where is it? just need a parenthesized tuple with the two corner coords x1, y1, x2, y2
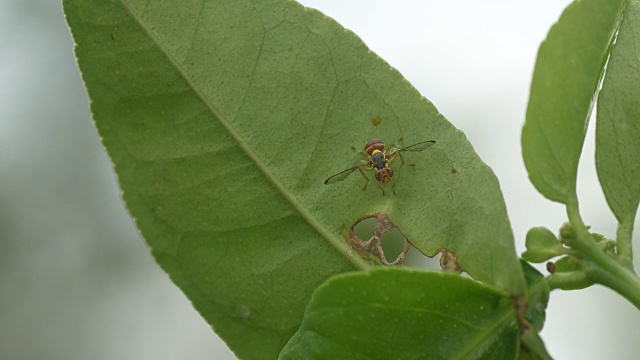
(616, 216, 634, 269)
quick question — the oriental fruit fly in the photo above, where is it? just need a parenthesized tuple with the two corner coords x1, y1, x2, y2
(324, 138, 436, 195)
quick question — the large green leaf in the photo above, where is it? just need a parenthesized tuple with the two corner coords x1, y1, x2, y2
(522, 0, 625, 204)
(279, 268, 519, 360)
(597, 0, 640, 224)
(64, 0, 525, 357)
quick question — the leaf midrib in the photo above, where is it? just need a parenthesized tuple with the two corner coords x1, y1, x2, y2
(119, 0, 369, 270)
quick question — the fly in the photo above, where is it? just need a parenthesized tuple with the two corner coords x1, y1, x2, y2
(324, 138, 436, 195)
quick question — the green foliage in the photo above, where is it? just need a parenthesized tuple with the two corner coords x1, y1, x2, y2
(279, 268, 519, 360)
(597, 0, 640, 228)
(523, 0, 640, 313)
(520, 261, 549, 333)
(64, 0, 526, 359)
(522, 0, 625, 204)
(63, 0, 640, 358)
(522, 227, 564, 263)
(553, 256, 579, 273)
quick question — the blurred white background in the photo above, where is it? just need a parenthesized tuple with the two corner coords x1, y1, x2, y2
(2, 0, 639, 359)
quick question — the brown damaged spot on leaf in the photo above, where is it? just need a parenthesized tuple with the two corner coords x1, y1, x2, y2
(512, 295, 532, 335)
(348, 212, 410, 265)
(438, 249, 463, 273)
(347, 213, 465, 273)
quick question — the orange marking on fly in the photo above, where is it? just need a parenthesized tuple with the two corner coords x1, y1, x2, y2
(324, 138, 436, 195)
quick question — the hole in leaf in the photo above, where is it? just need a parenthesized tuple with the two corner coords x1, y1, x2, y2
(353, 217, 378, 242)
(348, 213, 467, 271)
(405, 247, 442, 270)
(380, 228, 406, 261)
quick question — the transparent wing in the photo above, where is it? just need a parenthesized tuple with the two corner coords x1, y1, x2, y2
(324, 167, 358, 185)
(324, 161, 368, 185)
(389, 140, 436, 159)
(397, 140, 436, 152)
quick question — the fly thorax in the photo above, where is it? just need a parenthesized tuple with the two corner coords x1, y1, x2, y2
(371, 151, 387, 169)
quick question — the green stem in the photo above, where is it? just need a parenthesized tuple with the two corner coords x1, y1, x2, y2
(547, 271, 593, 291)
(566, 203, 640, 310)
(616, 216, 634, 268)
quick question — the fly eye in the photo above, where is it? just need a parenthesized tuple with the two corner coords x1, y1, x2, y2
(375, 168, 393, 182)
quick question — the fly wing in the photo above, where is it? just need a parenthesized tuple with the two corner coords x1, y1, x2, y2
(396, 140, 436, 152)
(388, 140, 436, 162)
(324, 166, 359, 185)
(324, 160, 368, 185)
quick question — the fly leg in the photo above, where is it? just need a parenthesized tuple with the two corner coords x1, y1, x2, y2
(376, 180, 386, 195)
(351, 146, 371, 161)
(391, 177, 397, 195)
(387, 138, 406, 166)
(358, 167, 370, 190)
(386, 137, 404, 155)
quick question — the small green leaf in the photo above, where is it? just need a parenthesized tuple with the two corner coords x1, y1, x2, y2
(597, 0, 640, 224)
(522, 227, 563, 263)
(279, 268, 519, 360)
(518, 262, 551, 359)
(522, 0, 625, 204)
(520, 261, 549, 332)
(554, 256, 580, 273)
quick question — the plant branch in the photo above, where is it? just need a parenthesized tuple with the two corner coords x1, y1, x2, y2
(547, 271, 593, 291)
(566, 203, 640, 310)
